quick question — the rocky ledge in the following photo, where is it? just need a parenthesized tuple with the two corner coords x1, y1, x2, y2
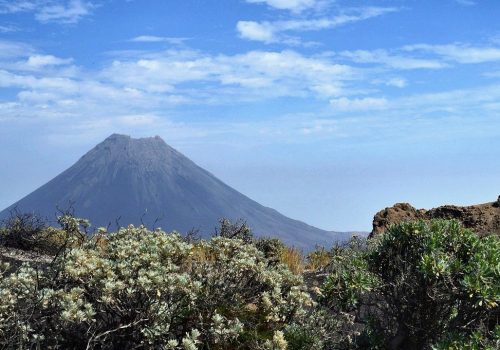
(371, 196, 500, 237)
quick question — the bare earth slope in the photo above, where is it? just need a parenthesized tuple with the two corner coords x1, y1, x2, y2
(371, 196, 500, 237)
(0, 134, 353, 250)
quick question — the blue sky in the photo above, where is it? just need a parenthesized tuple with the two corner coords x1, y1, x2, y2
(1, 0, 500, 232)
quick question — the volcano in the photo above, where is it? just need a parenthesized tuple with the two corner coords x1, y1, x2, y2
(0, 134, 353, 249)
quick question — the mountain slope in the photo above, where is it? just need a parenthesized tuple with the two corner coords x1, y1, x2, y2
(1, 134, 353, 249)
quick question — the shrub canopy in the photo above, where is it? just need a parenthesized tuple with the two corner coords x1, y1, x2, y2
(0, 217, 498, 350)
(0, 219, 316, 349)
(321, 219, 500, 349)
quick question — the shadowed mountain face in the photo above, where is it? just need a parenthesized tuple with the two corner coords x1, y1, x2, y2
(0, 134, 353, 249)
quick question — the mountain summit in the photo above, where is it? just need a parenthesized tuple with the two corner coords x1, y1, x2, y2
(0, 134, 351, 249)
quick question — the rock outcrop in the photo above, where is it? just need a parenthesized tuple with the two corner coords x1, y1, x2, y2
(371, 196, 500, 237)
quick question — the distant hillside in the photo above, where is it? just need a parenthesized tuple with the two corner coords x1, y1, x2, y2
(371, 196, 500, 237)
(0, 134, 356, 250)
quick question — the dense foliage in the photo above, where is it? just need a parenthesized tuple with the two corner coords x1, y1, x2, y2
(0, 215, 498, 349)
(0, 210, 48, 251)
(321, 220, 500, 349)
(0, 216, 337, 349)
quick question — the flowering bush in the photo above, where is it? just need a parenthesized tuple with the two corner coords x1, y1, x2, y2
(1, 216, 497, 350)
(0, 218, 319, 349)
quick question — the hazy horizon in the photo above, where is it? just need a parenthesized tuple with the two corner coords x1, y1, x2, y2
(1, 0, 500, 232)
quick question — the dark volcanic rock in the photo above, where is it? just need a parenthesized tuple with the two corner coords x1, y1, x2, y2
(371, 197, 500, 237)
(371, 203, 426, 236)
(494, 195, 500, 208)
(0, 134, 350, 250)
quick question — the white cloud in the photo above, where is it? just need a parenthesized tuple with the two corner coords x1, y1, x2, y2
(282, 7, 398, 31)
(341, 49, 448, 70)
(404, 43, 500, 64)
(300, 119, 338, 135)
(26, 55, 73, 67)
(0, 44, 74, 72)
(36, 0, 94, 24)
(0, 0, 94, 24)
(3, 37, 500, 146)
(385, 78, 407, 88)
(393, 85, 500, 112)
(0, 41, 35, 58)
(237, 7, 397, 43)
(323, 84, 500, 119)
(0, 24, 19, 33)
(0, 40, 359, 128)
(101, 49, 355, 99)
(340, 43, 500, 72)
(130, 36, 188, 45)
(131, 35, 167, 43)
(245, 0, 320, 13)
(310, 82, 343, 97)
(237, 21, 275, 43)
(330, 97, 388, 111)
(483, 70, 500, 78)
(371, 77, 407, 88)
(118, 114, 160, 126)
(0, 1, 37, 13)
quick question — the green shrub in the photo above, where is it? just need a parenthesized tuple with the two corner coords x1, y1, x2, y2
(283, 308, 358, 350)
(256, 238, 304, 275)
(432, 325, 500, 350)
(0, 212, 90, 256)
(306, 246, 331, 271)
(255, 237, 285, 265)
(321, 220, 500, 350)
(213, 218, 253, 243)
(0, 210, 47, 251)
(2, 217, 497, 350)
(322, 237, 377, 313)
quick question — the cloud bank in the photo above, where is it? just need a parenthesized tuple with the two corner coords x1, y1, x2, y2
(0, 0, 94, 24)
